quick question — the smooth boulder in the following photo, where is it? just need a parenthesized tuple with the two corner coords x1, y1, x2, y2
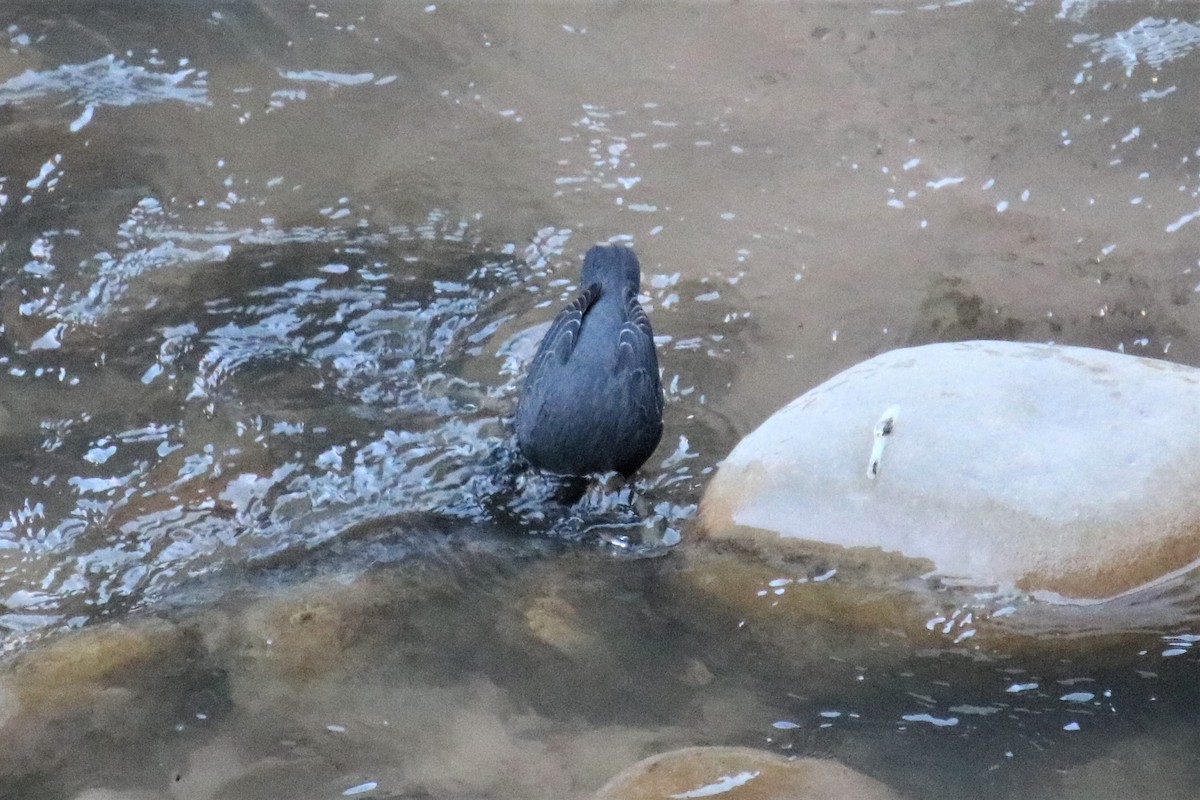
(593, 747, 899, 800)
(699, 341, 1200, 601)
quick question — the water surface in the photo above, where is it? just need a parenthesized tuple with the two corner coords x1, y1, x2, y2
(1, 1, 1200, 798)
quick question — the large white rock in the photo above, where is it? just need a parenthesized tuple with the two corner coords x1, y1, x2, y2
(699, 341, 1200, 601)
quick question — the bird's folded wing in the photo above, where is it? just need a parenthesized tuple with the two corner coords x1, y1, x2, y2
(617, 288, 664, 418)
(616, 288, 656, 372)
(530, 282, 602, 372)
(624, 287, 654, 339)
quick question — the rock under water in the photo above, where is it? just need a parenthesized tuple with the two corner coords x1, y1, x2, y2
(592, 746, 899, 800)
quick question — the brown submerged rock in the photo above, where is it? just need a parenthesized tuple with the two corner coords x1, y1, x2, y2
(592, 746, 900, 800)
(5, 620, 198, 717)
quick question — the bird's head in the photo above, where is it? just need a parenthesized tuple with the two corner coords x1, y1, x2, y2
(580, 244, 642, 294)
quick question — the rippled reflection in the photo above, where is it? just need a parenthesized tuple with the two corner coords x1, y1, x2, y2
(0, 54, 208, 112)
(0, 199, 705, 644)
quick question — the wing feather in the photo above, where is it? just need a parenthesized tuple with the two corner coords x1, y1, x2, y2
(616, 287, 664, 461)
(521, 282, 602, 410)
(532, 282, 601, 369)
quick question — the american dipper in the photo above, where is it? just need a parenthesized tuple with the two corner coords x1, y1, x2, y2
(516, 244, 663, 478)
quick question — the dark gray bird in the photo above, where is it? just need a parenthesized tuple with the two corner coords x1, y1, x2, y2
(516, 244, 663, 478)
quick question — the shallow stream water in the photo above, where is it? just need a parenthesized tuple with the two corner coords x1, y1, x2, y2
(2, 1, 1200, 798)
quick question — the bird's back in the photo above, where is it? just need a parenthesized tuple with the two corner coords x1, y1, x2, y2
(516, 246, 663, 477)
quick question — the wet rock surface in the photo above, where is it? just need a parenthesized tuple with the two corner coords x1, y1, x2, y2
(0, 542, 720, 799)
(593, 747, 901, 800)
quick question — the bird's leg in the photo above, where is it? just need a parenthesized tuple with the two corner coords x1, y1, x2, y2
(623, 476, 638, 506)
(554, 475, 590, 506)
